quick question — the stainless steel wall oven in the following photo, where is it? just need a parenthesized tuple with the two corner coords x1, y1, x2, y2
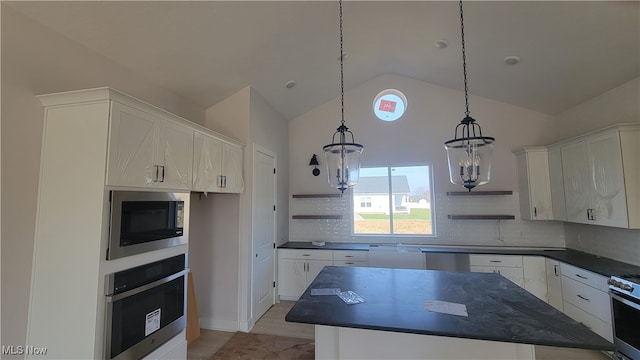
(105, 254, 187, 360)
(108, 191, 189, 260)
(609, 274, 640, 360)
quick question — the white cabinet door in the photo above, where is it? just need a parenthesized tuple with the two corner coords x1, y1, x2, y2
(587, 131, 628, 227)
(516, 148, 553, 220)
(107, 101, 193, 190)
(192, 132, 222, 192)
(561, 140, 591, 224)
(277, 258, 307, 300)
(307, 260, 333, 285)
(545, 259, 563, 311)
(548, 146, 567, 221)
(155, 119, 193, 190)
(107, 101, 157, 187)
(220, 142, 244, 193)
(522, 256, 547, 302)
(561, 131, 630, 227)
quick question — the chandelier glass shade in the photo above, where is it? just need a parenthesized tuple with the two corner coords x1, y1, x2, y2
(323, 0, 363, 193)
(444, 0, 495, 192)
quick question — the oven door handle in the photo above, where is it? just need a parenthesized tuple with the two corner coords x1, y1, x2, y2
(106, 269, 188, 302)
(610, 291, 640, 311)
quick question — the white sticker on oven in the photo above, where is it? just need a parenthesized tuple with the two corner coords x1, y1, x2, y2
(145, 308, 161, 336)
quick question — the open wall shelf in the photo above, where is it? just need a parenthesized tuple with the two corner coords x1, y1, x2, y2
(448, 215, 515, 220)
(292, 194, 343, 198)
(291, 215, 343, 220)
(446, 191, 513, 196)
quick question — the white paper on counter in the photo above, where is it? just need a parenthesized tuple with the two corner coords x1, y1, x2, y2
(311, 288, 341, 296)
(424, 300, 468, 317)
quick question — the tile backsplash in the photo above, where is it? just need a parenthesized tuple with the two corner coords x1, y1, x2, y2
(289, 191, 566, 248)
(564, 223, 640, 266)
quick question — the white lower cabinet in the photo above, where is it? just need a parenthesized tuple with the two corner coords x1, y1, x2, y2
(470, 255, 525, 287)
(545, 258, 564, 311)
(333, 250, 369, 267)
(470, 255, 547, 302)
(278, 249, 369, 300)
(522, 256, 547, 302)
(559, 262, 612, 342)
(278, 249, 333, 300)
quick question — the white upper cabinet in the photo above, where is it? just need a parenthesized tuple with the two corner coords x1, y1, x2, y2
(560, 124, 639, 228)
(221, 142, 244, 193)
(547, 145, 567, 221)
(192, 131, 223, 192)
(192, 132, 244, 193)
(107, 101, 193, 190)
(515, 147, 553, 220)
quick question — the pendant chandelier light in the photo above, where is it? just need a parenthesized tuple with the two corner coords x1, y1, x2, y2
(323, 0, 364, 193)
(444, 0, 495, 192)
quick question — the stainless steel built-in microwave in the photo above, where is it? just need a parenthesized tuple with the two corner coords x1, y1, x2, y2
(107, 191, 189, 260)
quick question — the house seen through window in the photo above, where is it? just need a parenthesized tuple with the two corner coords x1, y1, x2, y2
(353, 165, 433, 235)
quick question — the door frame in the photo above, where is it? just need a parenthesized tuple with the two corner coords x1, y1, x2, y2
(250, 144, 277, 324)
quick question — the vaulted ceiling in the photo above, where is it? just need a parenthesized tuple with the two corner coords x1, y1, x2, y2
(7, 1, 639, 120)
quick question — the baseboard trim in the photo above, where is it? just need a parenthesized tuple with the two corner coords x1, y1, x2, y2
(199, 317, 238, 332)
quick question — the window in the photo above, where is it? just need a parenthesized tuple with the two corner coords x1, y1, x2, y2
(353, 165, 433, 235)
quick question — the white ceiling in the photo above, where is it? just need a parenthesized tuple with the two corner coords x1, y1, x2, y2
(7, 1, 640, 120)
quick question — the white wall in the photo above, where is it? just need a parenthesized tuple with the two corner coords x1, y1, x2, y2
(289, 73, 566, 247)
(1, 7, 206, 355)
(552, 77, 640, 265)
(189, 193, 240, 331)
(196, 86, 289, 331)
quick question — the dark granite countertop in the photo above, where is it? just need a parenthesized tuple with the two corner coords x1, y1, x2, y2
(277, 241, 640, 277)
(285, 266, 614, 351)
(278, 241, 370, 251)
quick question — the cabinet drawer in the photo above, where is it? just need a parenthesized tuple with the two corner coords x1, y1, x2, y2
(561, 276, 611, 323)
(470, 254, 523, 268)
(333, 251, 368, 262)
(278, 249, 334, 261)
(334, 260, 367, 267)
(563, 300, 613, 342)
(470, 266, 524, 287)
(560, 263, 609, 292)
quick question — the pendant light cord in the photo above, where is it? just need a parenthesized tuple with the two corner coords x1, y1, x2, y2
(459, 0, 470, 118)
(339, 0, 345, 126)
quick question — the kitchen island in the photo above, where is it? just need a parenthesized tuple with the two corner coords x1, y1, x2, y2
(285, 266, 613, 360)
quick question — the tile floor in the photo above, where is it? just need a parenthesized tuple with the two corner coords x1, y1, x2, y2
(187, 301, 612, 360)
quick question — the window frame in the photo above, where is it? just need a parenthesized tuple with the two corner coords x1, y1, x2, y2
(352, 164, 436, 238)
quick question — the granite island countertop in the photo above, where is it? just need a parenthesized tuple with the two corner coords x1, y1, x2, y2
(285, 266, 614, 351)
(278, 241, 640, 277)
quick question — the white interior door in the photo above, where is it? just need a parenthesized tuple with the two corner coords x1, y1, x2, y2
(252, 147, 276, 322)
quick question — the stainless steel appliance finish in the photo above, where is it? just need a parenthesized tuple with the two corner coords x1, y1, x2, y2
(609, 274, 640, 360)
(105, 254, 187, 360)
(108, 191, 189, 260)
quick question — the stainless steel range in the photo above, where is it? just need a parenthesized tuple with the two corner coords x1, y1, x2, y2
(608, 274, 640, 360)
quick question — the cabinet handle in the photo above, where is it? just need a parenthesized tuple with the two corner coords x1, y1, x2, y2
(490, 260, 502, 263)
(160, 165, 165, 182)
(576, 294, 590, 302)
(345, 255, 354, 258)
(154, 165, 160, 182)
(345, 262, 354, 265)
(302, 254, 311, 257)
(534, 207, 537, 217)
(554, 265, 558, 276)
(224, 176, 228, 188)
(575, 274, 588, 280)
